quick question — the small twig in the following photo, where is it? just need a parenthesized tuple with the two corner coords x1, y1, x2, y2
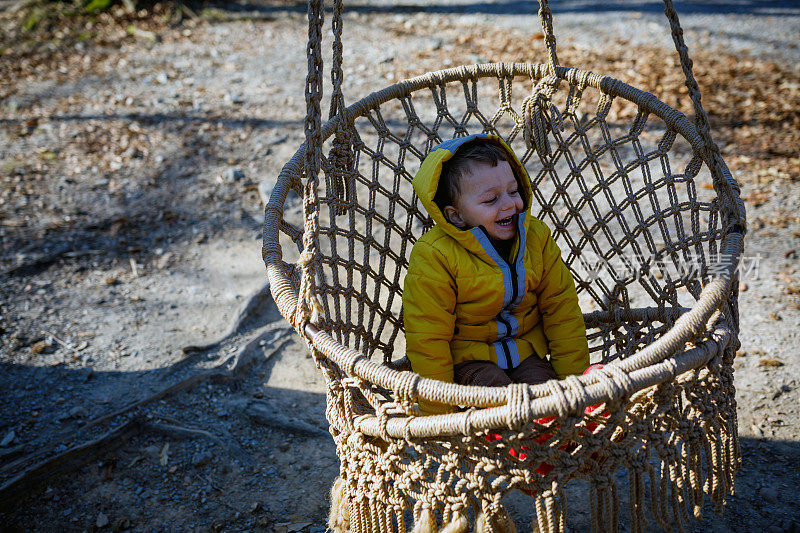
(62, 249, 102, 258)
(143, 421, 252, 465)
(43, 330, 79, 356)
(128, 25, 158, 42)
(129, 258, 139, 278)
(152, 414, 183, 426)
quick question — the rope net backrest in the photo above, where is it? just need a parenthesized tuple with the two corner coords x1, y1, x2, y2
(262, 0, 746, 530)
(285, 63, 734, 364)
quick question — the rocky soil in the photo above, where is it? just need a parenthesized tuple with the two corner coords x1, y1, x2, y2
(1, 1, 799, 531)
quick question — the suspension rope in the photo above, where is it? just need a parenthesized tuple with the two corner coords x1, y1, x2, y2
(296, 0, 325, 332)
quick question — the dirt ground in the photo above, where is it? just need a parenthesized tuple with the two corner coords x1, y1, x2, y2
(1, 1, 799, 531)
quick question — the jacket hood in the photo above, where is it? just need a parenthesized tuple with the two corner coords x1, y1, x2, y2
(413, 134, 534, 253)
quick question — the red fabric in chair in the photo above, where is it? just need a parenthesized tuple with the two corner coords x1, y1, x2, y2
(487, 364, 608, 492)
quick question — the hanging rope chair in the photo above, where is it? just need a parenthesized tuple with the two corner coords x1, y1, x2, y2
(263, 0, 746, 531)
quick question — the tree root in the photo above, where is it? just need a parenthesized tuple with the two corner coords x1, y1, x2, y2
(225, 398, 329, 438)
(0, 417, 144, 511)
(0, 446, 25, 465)
(0, 288, 292, 480)
(2, 243, 72, 277)
(0, 307, 293, 488)
(0, 286, 300, 509)
(84, 325, 293, 431)
(0, 416, 259, 511)
(181, 282, 276, 355)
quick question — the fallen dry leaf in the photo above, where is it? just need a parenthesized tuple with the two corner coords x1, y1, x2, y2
(759, 358, 784, 368)
(30, 340, 50, 354)
(159, 443, 170, 466)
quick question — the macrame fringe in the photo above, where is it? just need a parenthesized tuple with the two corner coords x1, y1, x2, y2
(326, 404, 738, 533)
(409, 507, 470, 533)
(329, 477, 350, 533)
(606, 412, 739, 533)
(589, 478, 618, 533)
(476, 506, 517, 533)
(411, 508, 436, 533)
(627, 466, 646, 533)
(533, 485, 566, 533)
(440, 510, 469, 533)
(326, 390, 739, 533)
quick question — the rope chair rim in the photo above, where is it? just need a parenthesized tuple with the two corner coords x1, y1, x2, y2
(262, 61, 745, 438)
(313, 320, 733, 438)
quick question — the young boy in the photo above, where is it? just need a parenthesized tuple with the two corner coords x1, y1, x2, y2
(403, 134, 589, 414)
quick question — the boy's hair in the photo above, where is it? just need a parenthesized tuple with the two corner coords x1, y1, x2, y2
(433, 139, 514, 210)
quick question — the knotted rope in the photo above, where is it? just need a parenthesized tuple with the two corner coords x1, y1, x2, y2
(327, 0, 356, 216)
(661, 0, 746, 233)
(295, 0, 325, 334)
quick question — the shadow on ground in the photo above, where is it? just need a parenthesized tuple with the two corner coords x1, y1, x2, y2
(0, 310, 336, 530)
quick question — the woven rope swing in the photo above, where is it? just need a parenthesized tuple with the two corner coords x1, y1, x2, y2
(262, 0, 747, 531)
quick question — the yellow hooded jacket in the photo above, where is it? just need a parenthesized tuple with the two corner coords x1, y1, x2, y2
(403, 134, 589, 413)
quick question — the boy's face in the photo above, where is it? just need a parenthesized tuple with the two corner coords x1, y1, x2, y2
(443, 159, 524, 241)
